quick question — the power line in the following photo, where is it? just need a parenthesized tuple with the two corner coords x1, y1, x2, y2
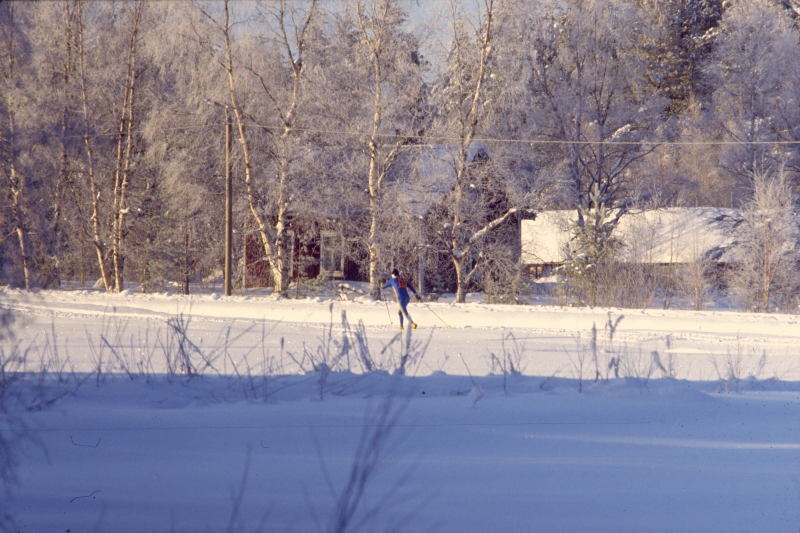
(54, 119, 800, 147)
(245, 122, 800, 147)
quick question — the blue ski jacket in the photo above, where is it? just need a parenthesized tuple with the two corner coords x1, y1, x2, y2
(381, 277, 417, 305)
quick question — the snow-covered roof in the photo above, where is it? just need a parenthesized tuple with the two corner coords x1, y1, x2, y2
(521, 207, 740, 265)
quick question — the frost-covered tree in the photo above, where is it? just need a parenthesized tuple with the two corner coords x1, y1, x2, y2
(707, 0, 800, 201)
(728, 170, 800, 312)
(0, 3, 36, 288)
(521, 0, 667, 302)
(529, 0, 666, 207)
(635, 0, 724, 114)
(426, 0, 532, 304)
(67, 0, 154, 292)
(324, 0, 427, 299)
(678, 250, 716, 311)
(10, 2, 84, 288)
(135, 3, 229, 293)
(193, 0, 325, 296)
(0, 2, 79, 289)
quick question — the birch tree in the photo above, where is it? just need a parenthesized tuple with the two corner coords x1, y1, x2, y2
(728, 170, 800, 312)
(74, 0, 110, 289)
(194, 0, 320, 296)
(12, 2, 83, 288)
(329, 0, 427, 299)
(426, 0, 528, 303)
(0, 3, 34, 288)
(72, 0, 149, 292)
(108, 0, 146, 292)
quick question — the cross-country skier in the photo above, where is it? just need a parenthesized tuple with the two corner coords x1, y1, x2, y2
(381, 268, 422, 330)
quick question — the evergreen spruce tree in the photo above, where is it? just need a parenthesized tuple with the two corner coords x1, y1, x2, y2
(562, 185, 622, 306)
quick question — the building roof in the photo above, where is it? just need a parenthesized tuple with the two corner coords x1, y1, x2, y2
(521, 207, 740, 265)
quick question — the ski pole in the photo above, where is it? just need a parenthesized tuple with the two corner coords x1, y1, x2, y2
(382, 290, 394, 325)
(420, 298, 451, 328)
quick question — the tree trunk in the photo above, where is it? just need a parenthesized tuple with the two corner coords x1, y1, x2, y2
(453, 254, 468, 304)
(366, 10, 384, 301)
(112, 0, 143, 292)
(445, 0, 494, 303)
(369, 248, 382, 299)
(77, 0, 111, 291)
(368, 193, 382, 300)
(9, 169, 32, 289)
(1, 4, 33, 289)
(218, 0, 280, 294)
(5, 115, 33, 289)
(272, 135, 292, 296)
(48, 2, 75, 288)
(273, 203, 290, 295)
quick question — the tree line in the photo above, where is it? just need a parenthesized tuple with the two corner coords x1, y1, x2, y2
(1, 0, 799, 306)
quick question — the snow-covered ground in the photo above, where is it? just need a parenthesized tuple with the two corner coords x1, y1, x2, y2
(4, 285, 799, 380)
(3, 286, 800, 532)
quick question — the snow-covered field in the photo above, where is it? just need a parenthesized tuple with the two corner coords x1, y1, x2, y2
(3, 286, 800, 532)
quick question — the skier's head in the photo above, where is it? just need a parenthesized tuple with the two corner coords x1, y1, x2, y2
(391, 268, 399, 278)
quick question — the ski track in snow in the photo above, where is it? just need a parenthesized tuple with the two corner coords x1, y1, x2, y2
(3, 287, 800, 380)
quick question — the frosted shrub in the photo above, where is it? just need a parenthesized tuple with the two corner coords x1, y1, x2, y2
(677, 254, 717, 311)
(482, 246, 521, 305)
(727, 171, 800, 313)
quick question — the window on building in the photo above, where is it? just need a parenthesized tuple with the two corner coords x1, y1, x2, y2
(320, 232, 343, 278)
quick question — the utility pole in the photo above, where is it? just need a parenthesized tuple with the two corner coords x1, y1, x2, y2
(224, 105, 232, 296)
(183, 194, 191, 295)
(206, 98, 233, 296)
(418, 218, 425, 298)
